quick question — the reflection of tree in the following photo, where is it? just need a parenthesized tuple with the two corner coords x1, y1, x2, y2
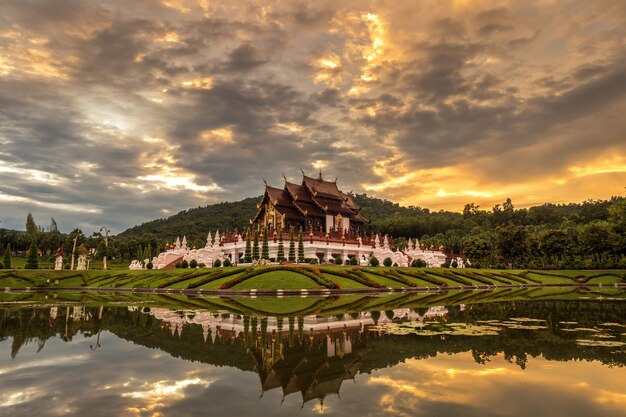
(2, 300, 626, 374)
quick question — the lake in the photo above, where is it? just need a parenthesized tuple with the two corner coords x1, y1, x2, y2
(1, 288, 626, 416)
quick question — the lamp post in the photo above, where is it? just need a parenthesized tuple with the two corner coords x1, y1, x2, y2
(70, 231, 82, 271)
(100, 227, 110, 271)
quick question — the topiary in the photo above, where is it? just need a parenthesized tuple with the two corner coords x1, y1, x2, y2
(146, 261, 154, 270)
(190, 259, 198, 268)
(369, 257, 379, 267)
(181, 260, 189, 269)
(495, 262, 506, 269)
(450, 260, 458, 268)
(213, 259, 222, 267)
(350, 256, 358, 266)
(223, 258, 231, 267)
(309, 259, 318, 265)
(198, 263, 206, 268)
(3, 246, 11, 269)
(175, 262, 182, 268)
(383, 257, 392, 267)
(411, 259, 427, 268)
(24, 240, 39, 270)
(334, 255, 343, 265)
(472, 262, 481, 269)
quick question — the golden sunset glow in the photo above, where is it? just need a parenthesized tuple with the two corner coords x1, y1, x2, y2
(0, 0, 624, 230)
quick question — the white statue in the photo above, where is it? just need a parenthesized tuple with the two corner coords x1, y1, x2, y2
(76, 255, 87, 270)
(54, 256, 63, 270)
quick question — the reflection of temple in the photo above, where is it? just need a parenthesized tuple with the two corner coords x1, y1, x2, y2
(133, 307, 448, 406)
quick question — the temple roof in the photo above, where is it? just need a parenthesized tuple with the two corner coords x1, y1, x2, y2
(253, 172, 369, 224)
(285, 181, 314, 203)
(302, 175, 344, 201)
(341, 192, 360, 211)
(266, 185, 292, 207)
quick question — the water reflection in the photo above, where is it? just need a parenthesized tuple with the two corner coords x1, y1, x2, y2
(1, 296, 626, 416)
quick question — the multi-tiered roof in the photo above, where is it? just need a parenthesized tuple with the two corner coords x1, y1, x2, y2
(253, 171, 368, 233)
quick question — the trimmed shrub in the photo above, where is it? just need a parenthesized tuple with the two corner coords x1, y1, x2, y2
(350, 256, 358, 266)
(495, 262, 506, 269)
(309, 259, 318, 265)
(369, 257, 379, 267)
(450, 260, 458, 268)
(383, 257, 392, 267)
(334, 255, 343, 265)
(198, 263, 206, 268)
(3, 246, 11, 269)
(181, 260, 189, 269)
(472, 262, 481, 269)
(223, 258, 231, 267)
(411, 259, 427, 268)
(175, 262, 182, 268)
(25, 241, 39, 270)
(213, 259, 222, 268)
(146, 262, 153, 270)
(297, 231, 305, 263)
(190, 259, 198, 268)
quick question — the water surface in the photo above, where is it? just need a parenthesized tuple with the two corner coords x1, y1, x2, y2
(1, 290, 626, 416)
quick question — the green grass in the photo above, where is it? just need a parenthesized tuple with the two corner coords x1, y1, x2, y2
(230, 271, 323, 289)
(0, 267, 624, 291)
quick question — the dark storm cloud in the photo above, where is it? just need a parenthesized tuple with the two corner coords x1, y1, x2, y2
(0, 0, 625, 231)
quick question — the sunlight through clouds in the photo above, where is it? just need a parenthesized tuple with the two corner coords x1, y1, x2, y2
(0, 0, 624, 230)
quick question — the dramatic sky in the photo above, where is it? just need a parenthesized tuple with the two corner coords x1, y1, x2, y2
(1, 0, 625, 233)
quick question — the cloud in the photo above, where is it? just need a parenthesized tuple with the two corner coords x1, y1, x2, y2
(0, 0, 625, 233)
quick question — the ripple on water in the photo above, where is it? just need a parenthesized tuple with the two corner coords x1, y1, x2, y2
(371, 322, 500, 336)
(576, 339, 626, 347)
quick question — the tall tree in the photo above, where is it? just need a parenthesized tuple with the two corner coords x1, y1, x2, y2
(26, 212, 38, 236)
(49, 218, 58, 233)
(24, 240, 39, 270)
(493, 225, 528, 268)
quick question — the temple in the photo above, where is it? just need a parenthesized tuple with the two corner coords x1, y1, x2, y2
(142, 170, 448, 269)
(253, 170, 368, 235)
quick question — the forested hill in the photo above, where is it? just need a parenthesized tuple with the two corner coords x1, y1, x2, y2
(116, 194, 437, 242)
(117, 197, 261, 241)
(116, 193, 623, 243)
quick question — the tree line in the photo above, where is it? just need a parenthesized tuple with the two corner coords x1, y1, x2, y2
(1, 194, 625, 269)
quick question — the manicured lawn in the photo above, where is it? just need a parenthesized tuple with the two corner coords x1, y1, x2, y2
(0, 267, 624, 291)
(230, 271, 323, 289)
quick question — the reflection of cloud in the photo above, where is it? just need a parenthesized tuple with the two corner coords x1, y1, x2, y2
(122, 377, 213, 416)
